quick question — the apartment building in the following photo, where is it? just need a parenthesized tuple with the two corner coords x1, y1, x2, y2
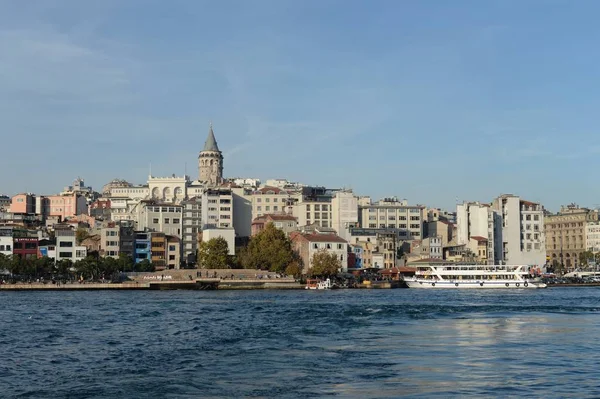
(251, 186, 299, 219)
(201, 188, 233, 230)
(331, 191, 359, 241)
(491, 194, 545, 267)
(358, 197, 425, 241)
(181, 196, 202, 265)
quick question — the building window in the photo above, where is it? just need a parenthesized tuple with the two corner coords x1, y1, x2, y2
(173, 218, 180, 224)
(165, 218, 170, 224)
(153, 218, 159, 224)
(59, 241, 73, 248)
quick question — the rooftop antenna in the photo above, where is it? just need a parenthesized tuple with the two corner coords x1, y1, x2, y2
(185, 162, 187, 178)
(149, 162, 152, 179)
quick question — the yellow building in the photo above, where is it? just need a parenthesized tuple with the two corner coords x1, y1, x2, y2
(544, 204, 598, 270)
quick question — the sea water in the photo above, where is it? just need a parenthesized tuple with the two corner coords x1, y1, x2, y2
(1, 288, 600, 398)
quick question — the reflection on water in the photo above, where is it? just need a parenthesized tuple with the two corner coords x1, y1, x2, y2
(1, 288, 600, 398)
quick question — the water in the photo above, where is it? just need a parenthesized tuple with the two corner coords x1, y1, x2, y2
(2, 288, 600, 398)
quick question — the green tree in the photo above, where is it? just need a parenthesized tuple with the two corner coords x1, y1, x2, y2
(284, 258, 303, 278)
(135, 259, 154, 272)
(35, 256, 54, 277)
(241, 223, 295, 272)
(0, 253, 11, 273)
(310, 250, 341, 277)
(76, 228, 90, 245)
(56, 259, 73, 278)
(198, 237, 230, 269)
(117, 253, 135, 272)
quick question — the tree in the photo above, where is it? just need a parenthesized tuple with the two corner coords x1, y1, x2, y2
(310, 250, 341, 277)
(284, 258, 303, 278)
(241, 223, 295, 272)
(198, 237, 230, 269)
(117, 253, 135, 272)
(76, 228, 90, 245)
(0, 253, 10, 273)
(135, 259, 155, 272)
(56, 259, 73, 278)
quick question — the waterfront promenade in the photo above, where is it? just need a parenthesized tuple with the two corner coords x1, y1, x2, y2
(0, 269, 303, 291)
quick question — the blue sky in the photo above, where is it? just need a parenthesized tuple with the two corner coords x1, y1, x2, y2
(1, 0, 599, 212)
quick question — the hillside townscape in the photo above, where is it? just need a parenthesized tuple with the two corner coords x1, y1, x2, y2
(1, 125, 598, 281)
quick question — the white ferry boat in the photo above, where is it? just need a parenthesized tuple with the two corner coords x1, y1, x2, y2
(403, 261, 546, 289)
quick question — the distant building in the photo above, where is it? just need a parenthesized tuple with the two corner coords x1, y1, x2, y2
(358, 197, 426, 242)
(545, 204, 598, 270)
(0, 227, 13, 256)
(331, 191, 359, 241)
(181, 197, 202, 265)
(491, 194, 546, 267)
(290, 231, 348, 274)
(251, 214, 298, 236)
(55, 227, 87, 263)
(201, 228, 236, 256)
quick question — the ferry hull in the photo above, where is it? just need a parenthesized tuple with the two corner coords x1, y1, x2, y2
(405, 280, 546, 289)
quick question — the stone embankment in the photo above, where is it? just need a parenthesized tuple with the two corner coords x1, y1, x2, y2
(0, 269, 303, 291)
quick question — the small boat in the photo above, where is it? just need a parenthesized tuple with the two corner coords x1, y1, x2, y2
(305, 278, 332, 290)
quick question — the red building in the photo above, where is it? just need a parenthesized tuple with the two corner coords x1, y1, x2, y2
(13, 237, 39, 260)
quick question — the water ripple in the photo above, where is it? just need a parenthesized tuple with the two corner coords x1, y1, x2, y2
(1, 288, 600, 398)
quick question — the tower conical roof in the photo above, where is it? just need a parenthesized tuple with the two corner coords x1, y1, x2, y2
(203, 123, 220, 152)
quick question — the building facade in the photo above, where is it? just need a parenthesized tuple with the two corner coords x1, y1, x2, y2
(331, 191, 359, 241)
(251, 214, 298, 236)
(491, 194, 546, 267)
(545, 204, 599, 270)
(291, 232, 348, 274)
(358, 197, 425, 241)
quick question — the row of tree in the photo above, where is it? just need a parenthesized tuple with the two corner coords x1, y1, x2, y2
(196, 223, 342, 277)
(0, 253, 154, 282)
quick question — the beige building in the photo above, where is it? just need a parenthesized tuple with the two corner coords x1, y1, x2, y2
(544, 204, 599, 270)
(293, 200, 334, 229)
(251, 186, 299, 219)
(358, 197, 426, 241)
(251, 214, 298, 236)
(290, 231, 348, 274)
(425, 220, 453, 246)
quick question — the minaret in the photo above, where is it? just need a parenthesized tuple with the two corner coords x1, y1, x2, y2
(198, 122, 223, 185)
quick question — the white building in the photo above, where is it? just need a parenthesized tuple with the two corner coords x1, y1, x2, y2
(201, 188, 233, 230)
(491, 194, 545, 267)
(586, 222, 600, 253)
(456, 201, 497, 264)
(331, 191, 359, 242)
(55, 228, 87, 263)
(137, 201, 183, 238)
(201, 228, 236, 256)
(0, 227, 12, 256)
(231, 187, 252, 238)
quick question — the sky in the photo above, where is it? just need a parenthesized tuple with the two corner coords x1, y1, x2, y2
(1, 0, 600, 212)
